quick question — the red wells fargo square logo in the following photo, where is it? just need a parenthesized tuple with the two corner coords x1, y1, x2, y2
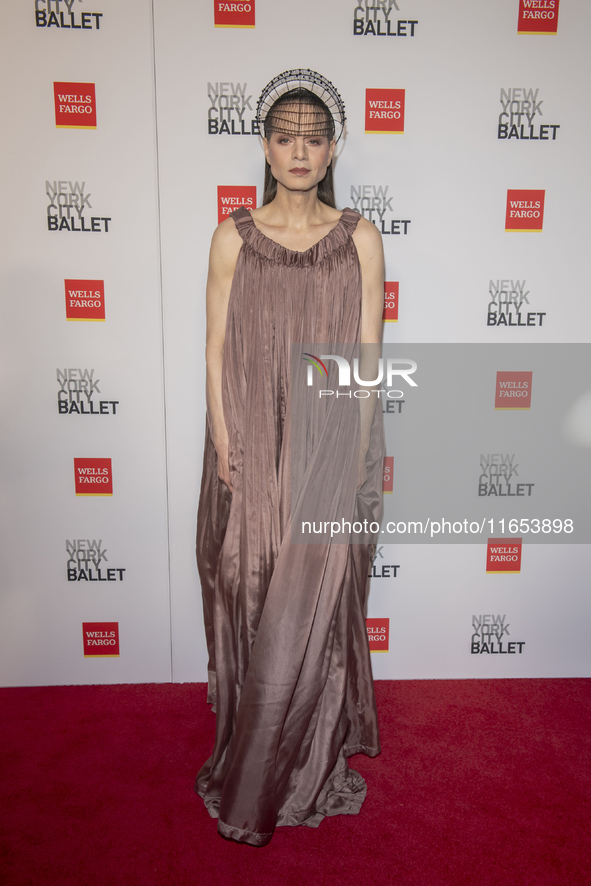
(83, 622, 120, 657)
(495, 371, 532, 410)
(383, 282, 399, 322)
(505, 189, 545, 232)
(54, 82, 97, 129)
(365, 89, 405, 134)
(65, 279, 105, 321)
(367, 618, 389, 652)
(217, 186, 256, 223)
(214, 0, 255, 28)
(486, 538, 522, 573)
(383, 456, 394, 493)
(518, 0, 559, 34)
(74, 458, 113, 496)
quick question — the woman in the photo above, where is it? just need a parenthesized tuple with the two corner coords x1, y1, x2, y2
(196, 70, 385, 846)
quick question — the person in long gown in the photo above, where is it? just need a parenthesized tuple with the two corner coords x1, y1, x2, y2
(196, 70, 385, 846)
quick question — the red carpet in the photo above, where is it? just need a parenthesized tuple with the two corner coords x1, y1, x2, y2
(1, 680, 590, 886)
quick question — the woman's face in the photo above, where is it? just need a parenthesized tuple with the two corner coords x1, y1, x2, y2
(263, 104, 335, 195)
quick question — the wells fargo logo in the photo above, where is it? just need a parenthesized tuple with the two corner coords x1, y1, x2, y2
(65, 279, 105, 321)
(54, 82, 97, 129)
(366, 618, 389, 652)
(518, 0, 559, 34)
(83, 622, 119, 657)
(383, 281, 399, 322)
(383, 456, 394, 493)
(217, 186, 256, 223)
(495, 371, 533, 410)
(74, 458, 113, 496)
(365, 89, 405, 134)
(505, 189, 545, 232)
(214, 0, 255, 27)
(486, 538, 522, 573)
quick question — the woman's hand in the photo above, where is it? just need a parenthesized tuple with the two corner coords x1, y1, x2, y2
(215, 435, 233, 493)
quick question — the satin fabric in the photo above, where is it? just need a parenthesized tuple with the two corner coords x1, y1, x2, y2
(195, 206, 383, 846)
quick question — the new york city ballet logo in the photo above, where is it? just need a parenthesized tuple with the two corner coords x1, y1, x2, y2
(54, 82, 96, 129)
(58, 368, 119, 415)
(350, 185, 410, 236)
(74, 458, 113, 496)
(368, 546, 399, 579)
(365, 89, 405, 134)
(366, 618, 389, 652)
(65, 279, 105, 321)
(471, 615, 525, 655)
(383, 282, 398, 322)
(478, 455, 534, 499)
(207, 81, 258, 136)
(498, 88, 559, 142)
(518, 0, 559, 34)
(486, 538, 522, 573)
(354, 0, 418, 37)
(505, 189, 545, 232)
(83, 622, 120, 657)
(35, 1, 104, 30)
(217, 186, 256, 223)
(67, 538, 126, 583)
(487, 279, 546, 328)
(495, 371, 532, 410)
(214, 0, 254, 27)
(46, 180, 111, 233)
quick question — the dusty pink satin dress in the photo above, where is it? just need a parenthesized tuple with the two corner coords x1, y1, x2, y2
(195, 206, 383, 846)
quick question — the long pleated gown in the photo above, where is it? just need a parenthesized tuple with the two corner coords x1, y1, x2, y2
(196, 205, 383, 846)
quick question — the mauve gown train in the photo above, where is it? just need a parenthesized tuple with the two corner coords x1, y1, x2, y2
(195, 206, 383, 846)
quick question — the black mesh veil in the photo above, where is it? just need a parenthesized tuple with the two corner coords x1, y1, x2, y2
(256, 69, 346, 142)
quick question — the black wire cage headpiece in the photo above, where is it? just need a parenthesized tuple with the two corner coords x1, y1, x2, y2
(256, 69, 346, 142)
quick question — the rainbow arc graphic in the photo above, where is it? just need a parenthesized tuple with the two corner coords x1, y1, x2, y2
(302, 353, 328, 377)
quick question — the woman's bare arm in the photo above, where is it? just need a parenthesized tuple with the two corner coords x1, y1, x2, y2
(205, 218, 242, 491)
(352, 217, 385, 487)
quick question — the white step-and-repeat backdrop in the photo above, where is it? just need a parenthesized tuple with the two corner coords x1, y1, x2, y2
(1, 0, 590, 686)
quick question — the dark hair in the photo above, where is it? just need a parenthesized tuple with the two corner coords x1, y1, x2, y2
(261, 90, 337, 208)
